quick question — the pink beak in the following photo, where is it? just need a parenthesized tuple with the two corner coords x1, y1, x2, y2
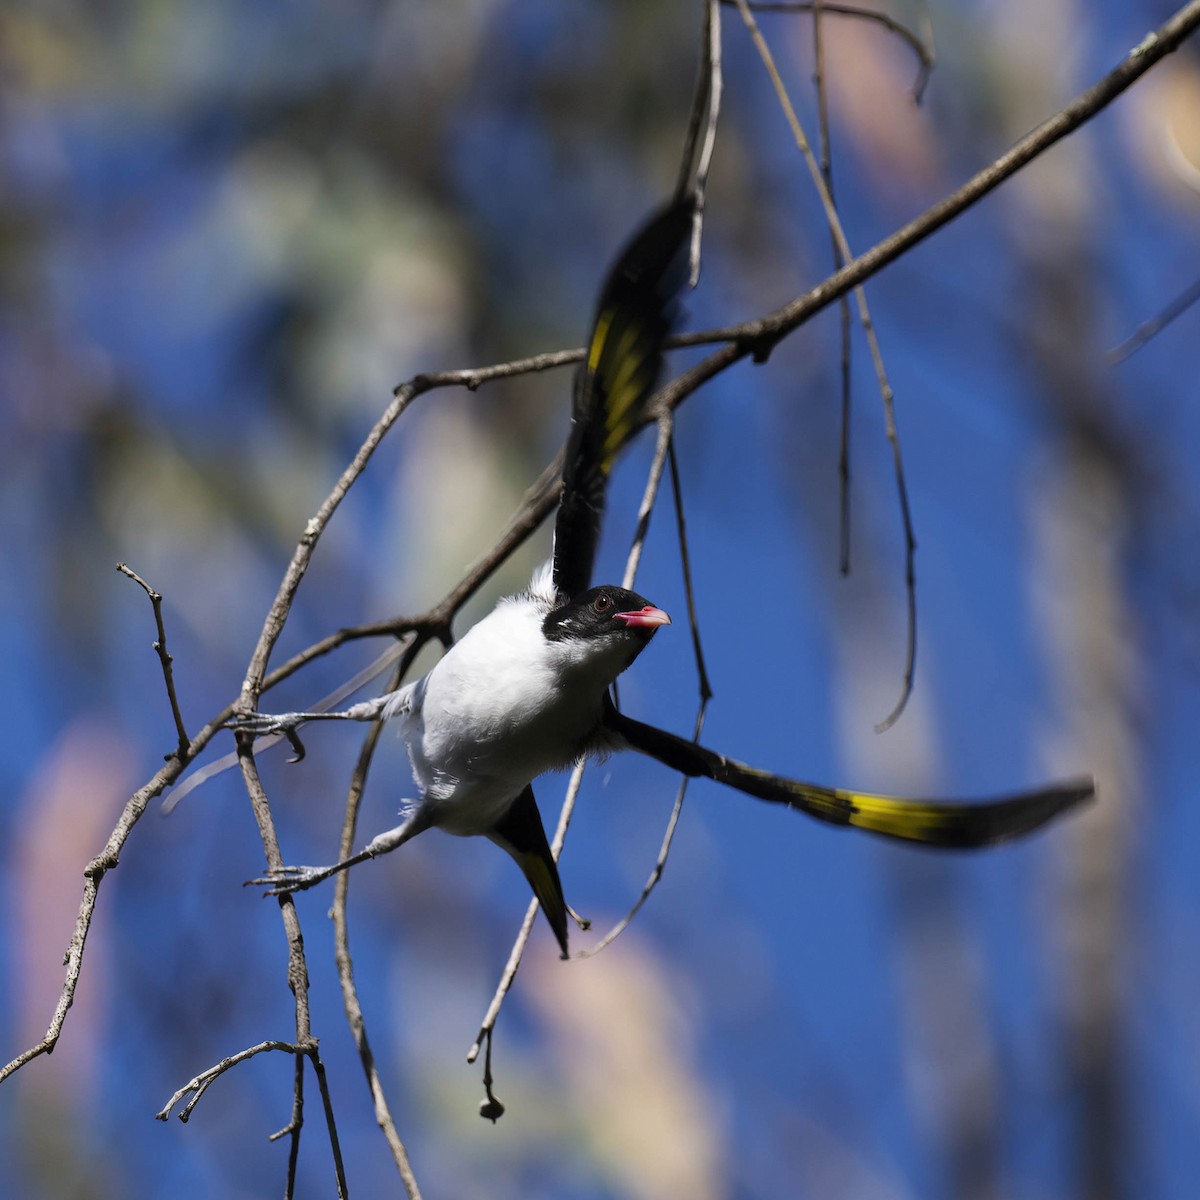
(614, 605, 672, 629)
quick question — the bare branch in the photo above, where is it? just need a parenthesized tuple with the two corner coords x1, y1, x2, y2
(726, 1, 935, 101)
(692, 2, 1200, 356)
(621, 414, 677, 590)
(668, 438, 714, 705)
(308, 1051, 351, 1200)
(235, 740, 350, 1198)
(733, 0, 918, 729)
(578, 730, 698, 958)
(116, 562, 190, 756)
(466, 844, 546, 1067)
(157, 1039, 306, 1123)
(330, 653, 427, 1197)
(239, 353, 579, 708)
(808, 4, 856, 578)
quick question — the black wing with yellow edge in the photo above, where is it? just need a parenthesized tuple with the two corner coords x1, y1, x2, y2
(605, 701, 1094, 848)
(552, 199, 694, 600)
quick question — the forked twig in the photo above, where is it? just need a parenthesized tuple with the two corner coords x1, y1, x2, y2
(238, 355, 578, 705)
(233, 740, 346, 1198)
(727, 0, 935, 101)
(157, 1039, 307, 1123)
(117, 563, 190, 756)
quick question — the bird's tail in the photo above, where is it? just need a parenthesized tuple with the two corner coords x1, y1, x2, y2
(487, 785, 571, 957)
(606, 705, 1093, 849)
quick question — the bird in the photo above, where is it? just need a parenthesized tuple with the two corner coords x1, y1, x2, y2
(239, 195, 1095, 958)
(240, 198, 697, 957)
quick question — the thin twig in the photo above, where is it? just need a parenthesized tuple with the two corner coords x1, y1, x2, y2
(678, 0, 723, 202)
(157, 1036, 345, 1198)
(678, 0, 724, 283)
(1107, 271, 1200, 362)
(809, 3, 856, 577)
(576, 717, 702, 958)
(479, 1031, 505, 1122)
(727, 0, 935, 101)
(308, 1051, 351, 1200)
(116, 563, 190, 756)
(467, 408, 681, 1081)
(733, 0, 918, 730)
(579, 440, 713, 955)
(157, 1039, 305, 1123)
(330, 652, 427, 1198)
(279, 1054, 304, 1198)
(691, 6, 1200, 355)
(162, 456, 563, 815)
(466, 844, 546, 1066)
(233, 739, 347, 1197)
(622, 415, 676, 590)
(669, 439, 714, 705)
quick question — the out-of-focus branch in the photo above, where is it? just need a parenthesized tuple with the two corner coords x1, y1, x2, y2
(732, 0, 918, 731)
(688, 1, 1200, 357)
(1107, 271, 1200, 362)
(725, 0, 935, 100)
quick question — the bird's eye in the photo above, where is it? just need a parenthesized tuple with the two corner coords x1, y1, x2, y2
(593, 593, 612, 613)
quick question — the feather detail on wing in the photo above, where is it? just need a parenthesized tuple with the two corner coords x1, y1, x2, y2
(605, 703, 1094, 849)
(552, 198, 695, 601)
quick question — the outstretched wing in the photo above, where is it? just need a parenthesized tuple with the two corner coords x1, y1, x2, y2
(552, 199, 695, 600)
(605, 702, 1093, 849)
(486, 784, 571, 958)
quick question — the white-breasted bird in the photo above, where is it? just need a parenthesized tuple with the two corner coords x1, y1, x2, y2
(240, 196, 1094, 957)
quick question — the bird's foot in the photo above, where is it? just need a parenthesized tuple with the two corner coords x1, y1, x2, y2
(227, 711, 309, 762)
(245, 864, 333, 896)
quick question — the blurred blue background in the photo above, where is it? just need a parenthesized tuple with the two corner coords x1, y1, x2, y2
(3, 1, 1200, 1197)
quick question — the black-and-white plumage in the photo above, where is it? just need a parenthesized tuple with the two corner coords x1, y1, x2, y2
(363, 571, 670, 955)
(242, 200, 694, 956)
(242, 196, 1094, 957)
